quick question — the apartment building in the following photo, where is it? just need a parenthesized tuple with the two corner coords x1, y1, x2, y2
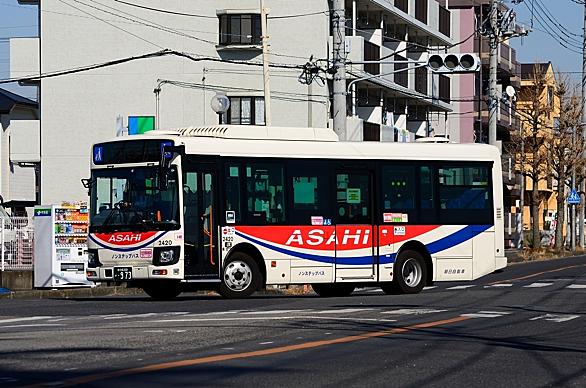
(10, 0, 455, 205)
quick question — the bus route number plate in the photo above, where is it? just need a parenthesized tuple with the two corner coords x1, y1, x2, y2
(114, 267, 132, 281)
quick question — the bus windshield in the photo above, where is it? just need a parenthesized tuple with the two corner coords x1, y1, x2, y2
(89, 166, 180, 233)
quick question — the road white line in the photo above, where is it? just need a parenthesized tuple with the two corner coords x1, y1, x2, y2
(242, 310, 313, 315)
(423, 286, 437, 291)
(0, 324, 66, 328)
(0, 316, 54, 324)
(530, 314, 580, 323)
(259, 341, 274, 345)
(477, 311, 512, 315)
(462, 312, 507, 318)
(143, 330, 165, 333)
(446, 285, 476, 290)
(524, 282, 553, 288)
(382, 308, 447, 315)
(567, 284, 586, 289)
(104, 313, 158, 320)
(312, 308, 373, 314)
(485, 283, 513, 288)
(147, 315, 395, 324)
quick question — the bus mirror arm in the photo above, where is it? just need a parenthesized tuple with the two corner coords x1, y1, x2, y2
(160, 145, 185, 170)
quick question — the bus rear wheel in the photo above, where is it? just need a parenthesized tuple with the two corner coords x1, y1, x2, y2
(219, 252, 262, 299)
(391, 250, 427, 294)
(311, 283, 355, 297)
(142, 280, 182, 300)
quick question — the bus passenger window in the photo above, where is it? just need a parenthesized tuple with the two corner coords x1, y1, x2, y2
(224, 164, 241, 223)
(245, 163, 285, 224)
(381, 165, 415, 210)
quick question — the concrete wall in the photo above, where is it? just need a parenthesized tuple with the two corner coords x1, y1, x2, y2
(0, 270, 33, 291)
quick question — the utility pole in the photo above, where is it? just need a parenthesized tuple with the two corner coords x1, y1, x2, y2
(260, 0, 272, 126)
(488, 0, 498, 147)
(332, 0, 347, 140)
(579, 0, 586, 248)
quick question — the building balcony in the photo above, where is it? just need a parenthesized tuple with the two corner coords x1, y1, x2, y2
(10, 37, 40, 85)
(475, 37, 518, 77)
(353, 0, 453, 45)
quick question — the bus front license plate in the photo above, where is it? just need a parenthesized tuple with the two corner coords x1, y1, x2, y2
(114, 267, 132, 281)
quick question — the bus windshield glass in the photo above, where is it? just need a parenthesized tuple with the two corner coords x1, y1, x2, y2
(89, 166, 180, 232)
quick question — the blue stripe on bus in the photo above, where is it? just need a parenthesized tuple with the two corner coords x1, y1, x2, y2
(235, 224, 492, 265)
(426, 225, 492, 254)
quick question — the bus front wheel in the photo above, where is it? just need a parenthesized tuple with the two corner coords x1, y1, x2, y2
(219, 252, 262, 299)
(389, 250, 427, 294)
(142, 280, 182, 300)
(311, 283, 355, 297)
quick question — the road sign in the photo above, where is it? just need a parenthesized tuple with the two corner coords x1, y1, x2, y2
(568, 189, 581, 205)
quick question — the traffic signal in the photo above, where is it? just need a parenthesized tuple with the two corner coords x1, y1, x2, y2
(427, 53, 480, 73)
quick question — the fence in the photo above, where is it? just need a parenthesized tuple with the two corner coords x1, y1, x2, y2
(1, 217, 34, 271)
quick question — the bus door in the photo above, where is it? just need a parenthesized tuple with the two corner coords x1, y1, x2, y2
(334, 170, 377, 281)
(182, 166, 219, 278)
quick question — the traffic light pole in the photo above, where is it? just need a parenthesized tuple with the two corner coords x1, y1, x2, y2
(579, 0, 586, 248)
(332, 0, 347, 140)
(488, 0, 498, 147)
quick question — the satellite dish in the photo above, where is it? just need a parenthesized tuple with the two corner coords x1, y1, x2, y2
(211, 93, 230, 114)
(505, 85, 516, 98)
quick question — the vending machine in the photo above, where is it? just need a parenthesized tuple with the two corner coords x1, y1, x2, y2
(33, 204, 94, 288)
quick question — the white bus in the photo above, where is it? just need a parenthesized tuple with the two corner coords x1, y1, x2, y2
(85, 125, 506, 299)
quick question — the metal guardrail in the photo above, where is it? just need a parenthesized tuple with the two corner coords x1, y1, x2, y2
(1, 217, 34, 271)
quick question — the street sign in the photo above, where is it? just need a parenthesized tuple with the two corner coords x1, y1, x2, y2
(568, 189, 581, 205)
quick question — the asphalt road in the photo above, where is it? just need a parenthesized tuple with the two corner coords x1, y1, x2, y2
(1, 256, 586, 387)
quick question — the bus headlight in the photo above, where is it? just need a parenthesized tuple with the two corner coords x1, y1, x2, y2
(153, 247, 180, 266)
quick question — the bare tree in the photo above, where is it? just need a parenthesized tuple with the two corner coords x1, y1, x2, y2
(508, 64, 553, 248)
(545, 77, 584, 249)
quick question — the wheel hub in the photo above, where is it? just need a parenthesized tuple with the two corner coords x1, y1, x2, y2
(402, 257, 422, 287)
(224, 261, 252, 291)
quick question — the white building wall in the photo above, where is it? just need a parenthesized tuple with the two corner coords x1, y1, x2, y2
(37, 0, 329, 204)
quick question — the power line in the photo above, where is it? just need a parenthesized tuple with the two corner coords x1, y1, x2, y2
(113, 0, 215, 18)
(58, 0, 164, 49)
(0, 49, 307, 85)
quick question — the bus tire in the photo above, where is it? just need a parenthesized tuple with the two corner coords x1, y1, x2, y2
(142, 281, 182, 300)
(391, 250, 427, 294)
(311, 283, 355, 297)
(219, 252, 262, 299)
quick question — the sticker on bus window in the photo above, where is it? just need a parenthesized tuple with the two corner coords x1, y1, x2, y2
(226, 211, 236, 224)
(346, 188, 361, 204)
(401, 214, 408, 222)
(384, 213, 403, 223)
(323, 218, 332, 226)
(311, 216, 324, 226)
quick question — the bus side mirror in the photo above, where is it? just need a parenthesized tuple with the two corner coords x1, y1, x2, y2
(81, 178, 94, 196)
(159, 145, 184, 190)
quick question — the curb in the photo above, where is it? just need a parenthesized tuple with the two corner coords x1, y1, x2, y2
(0, 285, 145, 300)
(0, 285, 306, 300)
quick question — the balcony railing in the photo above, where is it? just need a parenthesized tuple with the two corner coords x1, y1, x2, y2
(395, 0, 408, 13)
(439, 5, 450, 37)
(415, 0, 428, 24)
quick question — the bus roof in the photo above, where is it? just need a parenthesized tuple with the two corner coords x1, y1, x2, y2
(101, 125, 501, 163)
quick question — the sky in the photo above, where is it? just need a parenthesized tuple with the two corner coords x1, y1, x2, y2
(0, 0, 585, 101)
